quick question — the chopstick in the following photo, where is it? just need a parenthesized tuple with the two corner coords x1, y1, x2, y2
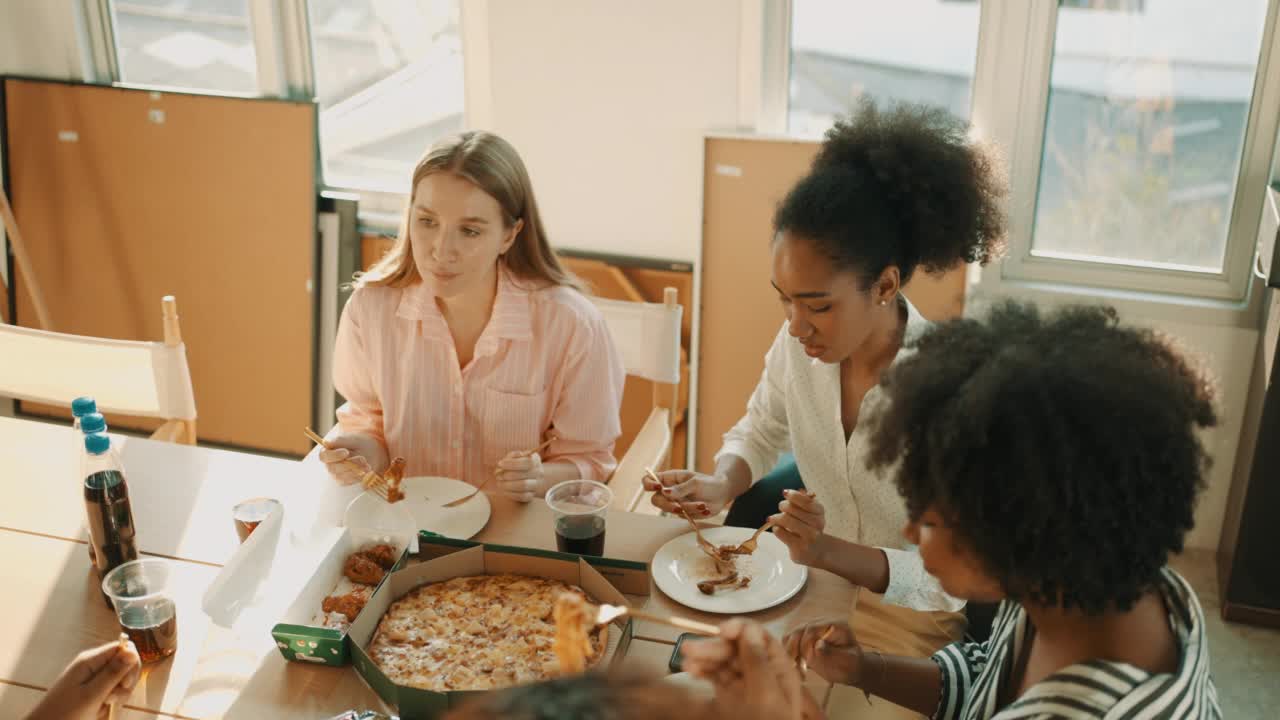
(303, 427, 399, 503)
(106, 632, 128, 720)
(445, 435, 558, 508)
(625, 607, 721, 637)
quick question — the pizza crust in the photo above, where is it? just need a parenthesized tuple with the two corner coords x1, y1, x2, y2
(368, 574, 608, 692)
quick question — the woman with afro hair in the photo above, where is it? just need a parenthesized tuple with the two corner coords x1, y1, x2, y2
(739, 301, 1220, 718)
(646, 99, 1007, 717)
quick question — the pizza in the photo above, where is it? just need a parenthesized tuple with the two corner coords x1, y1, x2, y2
(552, 593, 595, 673)
(367, 574, 608, 691)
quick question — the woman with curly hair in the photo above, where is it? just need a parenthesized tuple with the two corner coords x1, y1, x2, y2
(646, 99, 1007, 717)
(719, 301, 1219, 718)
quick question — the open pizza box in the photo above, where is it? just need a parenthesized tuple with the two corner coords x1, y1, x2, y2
(347, 541, 636, 720)
(269, 526, 413, 666)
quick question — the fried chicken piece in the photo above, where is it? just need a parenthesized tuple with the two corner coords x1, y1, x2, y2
(362, 543, 399, 569)
(344, 553, 387, 585)
(697, 570, 740, 595)
(383, 458, 407, 502)
(322, 588, 371, 621)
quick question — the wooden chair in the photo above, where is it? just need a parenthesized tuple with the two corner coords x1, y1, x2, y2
(0, 296, 197, 444)
(591, 288, 683, 513)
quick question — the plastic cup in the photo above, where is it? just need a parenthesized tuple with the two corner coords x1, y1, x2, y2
(233, 497, 280, 543)
(546, 480, 612, 556)
(101, 558, 178, 664)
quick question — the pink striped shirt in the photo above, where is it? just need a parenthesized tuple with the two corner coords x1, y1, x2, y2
(333, 269, 626, 485)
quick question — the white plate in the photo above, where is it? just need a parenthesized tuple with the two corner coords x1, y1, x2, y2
(652, 525, 808, 614)
(399, 476, 492, 540)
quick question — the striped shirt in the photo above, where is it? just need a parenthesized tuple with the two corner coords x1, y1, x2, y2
(333, 268, 626, 484)
(931, 567, 1220, 719)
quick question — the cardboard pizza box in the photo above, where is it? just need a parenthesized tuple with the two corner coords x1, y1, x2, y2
(270, 527, 412, 666)
(348, 540, 636, 720)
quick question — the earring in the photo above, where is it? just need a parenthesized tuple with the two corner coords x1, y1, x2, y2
(879, 300, 888, 306)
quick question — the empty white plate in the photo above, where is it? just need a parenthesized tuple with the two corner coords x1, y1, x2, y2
(652, 525, 808, 614)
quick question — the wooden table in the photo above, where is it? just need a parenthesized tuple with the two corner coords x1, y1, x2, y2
(0, 416, 854, 718)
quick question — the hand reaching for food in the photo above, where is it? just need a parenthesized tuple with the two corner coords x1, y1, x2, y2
(783, 620, 862, 686)
(681, 619, 823, 720)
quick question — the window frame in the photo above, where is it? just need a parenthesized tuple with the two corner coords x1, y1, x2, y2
(87, 0, 473, 202)
(986, 0, 1280, 303)
(768, 0, 1280, 303)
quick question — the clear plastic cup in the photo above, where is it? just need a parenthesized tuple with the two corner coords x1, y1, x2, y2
(546, 480, 613, 556)
(101, 558, 178, 664)
(232, 497, 281, 542)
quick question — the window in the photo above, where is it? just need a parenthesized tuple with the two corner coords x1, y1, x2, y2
(309, 0, 465, 193)
(111, 0, 258, 93)
(1030, 0, 1271, 273)
(788, 0, 981, 136)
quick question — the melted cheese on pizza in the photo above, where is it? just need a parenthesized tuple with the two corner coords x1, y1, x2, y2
(368, 574, 606, 692)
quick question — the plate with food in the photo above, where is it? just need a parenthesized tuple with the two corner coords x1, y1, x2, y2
(651, 525, 807, 614)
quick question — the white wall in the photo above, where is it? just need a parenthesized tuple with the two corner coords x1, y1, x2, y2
(0, 0, 88, 290)
(0, 1, 84, 80)
(1151, 319, 1258, 550)
(471, 0, 747, 263)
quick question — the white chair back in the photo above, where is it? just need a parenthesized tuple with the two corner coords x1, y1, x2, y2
(0, 302, 196, 421)
(590, 295, 683, 385)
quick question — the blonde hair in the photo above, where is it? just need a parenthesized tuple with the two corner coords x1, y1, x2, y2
(357, 131, 580, 291)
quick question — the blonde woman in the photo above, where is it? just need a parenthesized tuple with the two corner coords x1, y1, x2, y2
(321, 132, 626, 501)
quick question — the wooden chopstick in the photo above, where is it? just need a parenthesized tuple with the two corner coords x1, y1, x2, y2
(303, 427, 393, 501)
(626, 607, 721, 636)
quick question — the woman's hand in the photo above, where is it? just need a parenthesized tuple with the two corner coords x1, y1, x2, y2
(317, 430, 389, 486)
(496, 452, 546, 502)
(681, 619, 823, 720)
(25, 639, 142, 720)
(643, 470, 737, 517)
(771, 489, 829, 567)
(783, 620, 863, 687)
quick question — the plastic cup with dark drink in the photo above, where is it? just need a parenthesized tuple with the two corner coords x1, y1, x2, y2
(232, 497, 280, 543)
(102, 558, 179, 664)
(546, 480, 612, 556)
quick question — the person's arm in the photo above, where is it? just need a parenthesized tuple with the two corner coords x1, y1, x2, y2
(773, 490, 892, 591)
(324, 290, 390, 480)
(786, 621, 990, 720)
(332, 290, 386, 446)
(648, 327, 794, 515)
(717, 326, 795, 481)
(544, 306, 627, 481)
(773, 492, 964, 612)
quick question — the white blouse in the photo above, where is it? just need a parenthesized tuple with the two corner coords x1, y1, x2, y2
(718, 296, 964, 613)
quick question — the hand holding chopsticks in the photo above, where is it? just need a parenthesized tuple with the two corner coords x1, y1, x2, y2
(305, 427, 404, 503)
(446, 434, 557, 507)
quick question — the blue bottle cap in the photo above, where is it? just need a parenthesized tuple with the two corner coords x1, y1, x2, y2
(72, 397, 97, 417)
(80, 413, 107, 434)
(85, 432, 111, 455)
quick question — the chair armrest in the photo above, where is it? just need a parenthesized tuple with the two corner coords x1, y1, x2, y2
(608, 407, 671, 513)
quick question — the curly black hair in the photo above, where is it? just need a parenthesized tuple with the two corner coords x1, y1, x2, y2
(773, 99, 1006, 287)
(865, 300, 1217, 615)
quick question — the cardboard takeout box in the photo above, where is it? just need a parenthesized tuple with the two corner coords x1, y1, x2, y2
(348, 538, 640, 720)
